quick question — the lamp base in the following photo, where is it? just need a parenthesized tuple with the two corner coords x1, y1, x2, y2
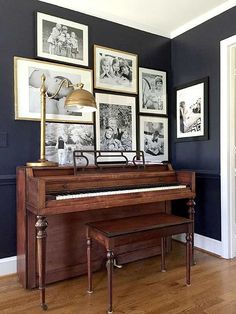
(26, 159, 58, 167)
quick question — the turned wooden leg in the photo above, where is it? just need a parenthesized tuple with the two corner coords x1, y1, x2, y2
(161, 237, 166, 272)
(35, 216, 48, 311)
(187, 198, 196, 265)
(106, 250, 114, 314)
(186, 233, 192, 286)
(87, 237, 93, 294)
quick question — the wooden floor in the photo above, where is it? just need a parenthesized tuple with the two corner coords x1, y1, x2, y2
(1, 242, 236, 314)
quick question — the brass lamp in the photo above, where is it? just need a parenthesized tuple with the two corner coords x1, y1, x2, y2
(27, 75, 96, 167)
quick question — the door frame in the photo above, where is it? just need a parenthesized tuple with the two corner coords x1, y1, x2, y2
(220, 35, 236, 259)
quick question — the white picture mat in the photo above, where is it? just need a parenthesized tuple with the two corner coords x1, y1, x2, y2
(176, 82, 204, 138)
(139, 67, 167, 115)
(95, 93, 136, 154)
(37, 12, 88, 66)
(94, 45, 137, 94)
(140, 115, 168, 163)
(14, 57, 93, 123)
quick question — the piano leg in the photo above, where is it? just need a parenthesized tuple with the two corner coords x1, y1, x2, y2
(187, 198, 196, 265)
(186, 233, 192, 286)
(35, 215, 48, 311)
(106, 250, 114, 314)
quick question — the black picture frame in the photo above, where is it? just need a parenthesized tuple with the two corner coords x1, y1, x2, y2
(175, 77, 209, 142)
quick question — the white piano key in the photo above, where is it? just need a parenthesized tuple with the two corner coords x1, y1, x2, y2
(56, 185, 187, 200)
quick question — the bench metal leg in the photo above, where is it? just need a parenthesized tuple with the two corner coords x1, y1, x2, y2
(107, 250, 114, 314)
(161, 237, 166, 272)
(186, 233, 192, 286)
(87, 238, 93, 293)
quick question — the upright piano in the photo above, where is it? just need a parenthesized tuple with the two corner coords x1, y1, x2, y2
(17, 162, 195, 290)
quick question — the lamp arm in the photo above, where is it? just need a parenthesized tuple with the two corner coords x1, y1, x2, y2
(46, 78, 71, 100)
(46, 79, 84, 100)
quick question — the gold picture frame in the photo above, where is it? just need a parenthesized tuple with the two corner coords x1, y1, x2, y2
(94, 45, 138, 94)
(14, 56, 93, 123)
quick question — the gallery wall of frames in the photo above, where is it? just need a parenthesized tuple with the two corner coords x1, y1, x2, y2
(0, 0, 171, 258)
(14, 13, 170, 166)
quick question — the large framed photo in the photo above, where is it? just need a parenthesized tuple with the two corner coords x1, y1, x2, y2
(176, 77, 208, 141)
(14, 56, 93, 123)
(95, 93, 136, 151)
(37, 12, 88, 66)
(46, 122, 94, 165)
(139, 115, 168, 163)
(94, 45, 138, 94)
(139, 67, 167, 115)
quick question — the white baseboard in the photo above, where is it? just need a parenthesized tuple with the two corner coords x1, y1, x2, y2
(0, 256, 16, 276)
(173, 233, 222, 256)
(0, 235, 224, 277)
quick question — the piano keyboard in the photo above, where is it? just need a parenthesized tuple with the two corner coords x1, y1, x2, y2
(56, 184, 187, 200)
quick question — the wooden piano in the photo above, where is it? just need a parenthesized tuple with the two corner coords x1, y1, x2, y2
(17, 157, 195, 307)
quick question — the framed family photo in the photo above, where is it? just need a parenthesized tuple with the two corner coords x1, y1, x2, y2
(94, 45, 138, 94)
(14, 57, 93, 123)
(176, 77, 208, 141)
(139, 115, 168, 163)
(95, 93, 136, 151)
(139, 67, 167, 115)
(37, 12, 88, 66)
(45, 122, 94, 165)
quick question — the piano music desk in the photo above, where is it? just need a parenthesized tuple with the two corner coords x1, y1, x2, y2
(87, 213, 193, 314)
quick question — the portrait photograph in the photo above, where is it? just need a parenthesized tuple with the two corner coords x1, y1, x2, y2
(37, 12, 88, 66)
(95, 93, 136, 151)
(45, 122, 94, 165)
(94, 45, 138, 94)
(139, 67, 167, 115)
(139, 115, 168, 163)
(176, 77, 208, 141)
(14, 57, 93, 123)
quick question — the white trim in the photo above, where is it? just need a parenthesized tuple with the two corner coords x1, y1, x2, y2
(171, 1, 236, 38)
(0, 256, 16, 276)
(173, 234, 222, 256)
(220, 35, 236, 258)
(39, 0, 236, 39)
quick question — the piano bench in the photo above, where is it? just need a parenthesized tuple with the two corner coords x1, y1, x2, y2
(86, 213, 194, 314)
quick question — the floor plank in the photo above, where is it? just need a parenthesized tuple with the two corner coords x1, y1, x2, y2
(0, 242, 235, 314)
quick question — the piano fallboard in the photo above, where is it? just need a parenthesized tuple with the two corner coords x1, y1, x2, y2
(24, 164, 195, 216)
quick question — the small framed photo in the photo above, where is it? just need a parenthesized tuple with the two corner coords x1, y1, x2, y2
(176, 77, 208, 141)
(14, 56, 93, 123)
(45, 122, 94, 165)
(37, 12, 88, 66)
(94, 45, 138, 94)
(139, 68, 167, 115)
(139, 115, 168, 163)
(95, 93, 136, 151)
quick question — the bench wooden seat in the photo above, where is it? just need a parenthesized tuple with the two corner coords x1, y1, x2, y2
(86, 213, 194, 314)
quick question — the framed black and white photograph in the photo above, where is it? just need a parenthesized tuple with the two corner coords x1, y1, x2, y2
(46, 122, 94, 165)
(14, 57, 93, 123)
(94, 45, 138, 94)
(139, 67, 167, 115)
(37, 12, 88, 66)
(95, 93, 136, 151)
(139, 115, 168, 163)
(176, 77, 208, 141)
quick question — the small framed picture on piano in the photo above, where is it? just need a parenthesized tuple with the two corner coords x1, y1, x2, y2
(175, 77, 209, 141)
(139, 115, 168, 163)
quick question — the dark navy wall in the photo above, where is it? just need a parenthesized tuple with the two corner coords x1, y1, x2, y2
(171, 7, 236, 241)
(0, 0, 171, 258)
